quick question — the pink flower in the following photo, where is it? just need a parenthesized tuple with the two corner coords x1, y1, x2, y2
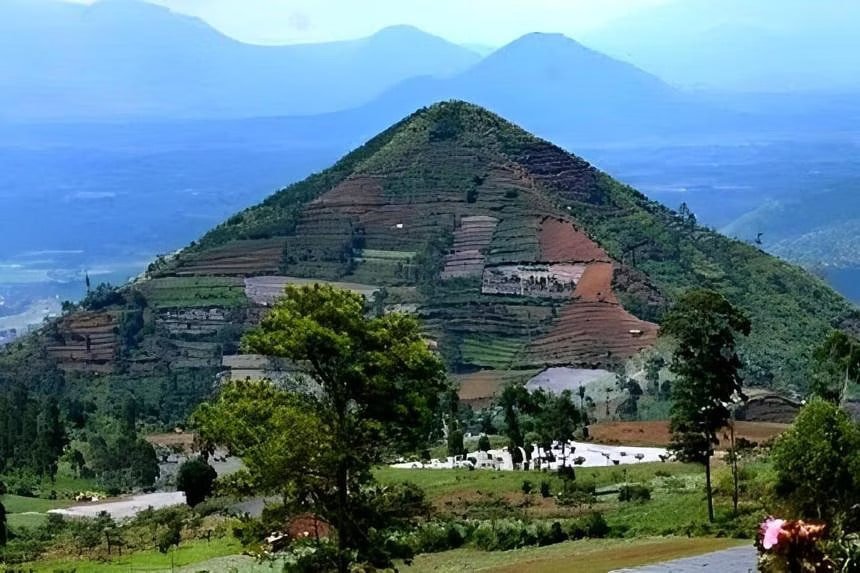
(761, 518, 786, 550)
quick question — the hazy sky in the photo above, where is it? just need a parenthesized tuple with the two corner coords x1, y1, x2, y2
(66, 0, 672, 45)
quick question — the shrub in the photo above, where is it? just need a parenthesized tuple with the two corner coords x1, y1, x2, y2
(521, 480, 534, 495)
(584, 512, 610, 538)
(618, 484, 652, 502)
(536, 521, 566, 546)
(408, 521, 466, 554)
(176, 457, 217, 507)
(566, 512, 609, 539)
(556, 477, 596, 507)
(540, 480, 551, 498)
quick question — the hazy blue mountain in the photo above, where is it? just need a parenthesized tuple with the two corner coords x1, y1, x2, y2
(348, 33, 732, 145)
(0, 0, 480, 120)
(582, 0, 860, 91)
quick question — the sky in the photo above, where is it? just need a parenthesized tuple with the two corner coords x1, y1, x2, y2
(65, 0, 672, 46)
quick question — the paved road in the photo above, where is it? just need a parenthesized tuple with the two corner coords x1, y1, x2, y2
(612, 545, 756, 572)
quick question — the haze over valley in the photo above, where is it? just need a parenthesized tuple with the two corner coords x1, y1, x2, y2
(2, 1, 859, 331)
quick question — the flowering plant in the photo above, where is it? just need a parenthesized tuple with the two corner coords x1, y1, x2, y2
(756, 517, 833, 572)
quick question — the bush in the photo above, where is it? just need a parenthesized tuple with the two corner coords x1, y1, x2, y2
(539, 480, 551, 498)
(567, 512, 610, 539)
(521, 480, 534, 495)
(556, 477, 596, 507)
(176, 457, 218, 507)
(408, 521, 466, 554)
(618, 484, 652, 502)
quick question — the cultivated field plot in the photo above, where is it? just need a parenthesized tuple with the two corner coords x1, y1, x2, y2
(455, 369, 538, 406)
(529, 301, 658, 368)
(173, 238, 286, 276)
(539, 217, 611, 263)
(589, 420, 790, 448)
(441, 215, 499, 279)
(137, 276, 246, 309)
(45, 311, 119, 372)
(244, 276, 379, 305)
(574, 262, 619, 303)
(461, 335, 525, 369)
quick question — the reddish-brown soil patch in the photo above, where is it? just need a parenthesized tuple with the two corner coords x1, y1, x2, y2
(574, 262, 618, 304)
(456, 370, 506, 407)
(539, 218, 609, 263)
(530, 300, 657, 367)
(588, 421, 790, 449)
(286, 514, 331, 541)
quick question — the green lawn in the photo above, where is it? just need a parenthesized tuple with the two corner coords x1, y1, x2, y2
(21, 538, 244, 572)
(1, 494, 74, 531)
(404, 537, 748, 573)
(375, 462, 700, 500)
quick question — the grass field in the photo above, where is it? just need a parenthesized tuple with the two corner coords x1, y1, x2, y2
(405, 537, 747, 572)
(375, 462, 700, 501)
(1, 494, 74, 530)
(21, 538, 244, 572)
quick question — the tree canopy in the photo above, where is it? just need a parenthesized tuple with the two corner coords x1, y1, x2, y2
(194, 284, 448, 572)
(661, 288, 751, 522)
(771, 398, 860, 522)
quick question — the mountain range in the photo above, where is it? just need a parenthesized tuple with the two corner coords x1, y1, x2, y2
(0, 0, 480, 120)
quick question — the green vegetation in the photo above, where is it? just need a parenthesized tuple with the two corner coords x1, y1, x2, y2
(136, 276, 247, 309)
(2, 102, 860, 571)
(176, 457, 218, 507)
(771, 398, 860, 521)
(662, 289, 751, 522)
(194, 285, 448, 572)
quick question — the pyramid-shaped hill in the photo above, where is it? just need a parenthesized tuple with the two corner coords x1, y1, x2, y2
(5, 102, 851, 415)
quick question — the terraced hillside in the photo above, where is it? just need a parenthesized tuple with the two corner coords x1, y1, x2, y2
(0, 102, 853, 425)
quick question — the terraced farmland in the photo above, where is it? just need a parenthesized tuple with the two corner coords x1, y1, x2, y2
(45, 311, 120, 372)
(461, 335, 525, 369)
(171, 239, 286, 276)
(244, 276, 379, 305)
(137, 276, 247, 309)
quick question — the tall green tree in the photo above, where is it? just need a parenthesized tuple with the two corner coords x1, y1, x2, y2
(499, 385, 531, 466)
(533, 390, 581, 467)
(771, 398, 860, 522)
(195, 285, 447, 572)
(33, 397, 67, 479)
(811, 331, 860, 404)
(661, 289, 751, 522)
